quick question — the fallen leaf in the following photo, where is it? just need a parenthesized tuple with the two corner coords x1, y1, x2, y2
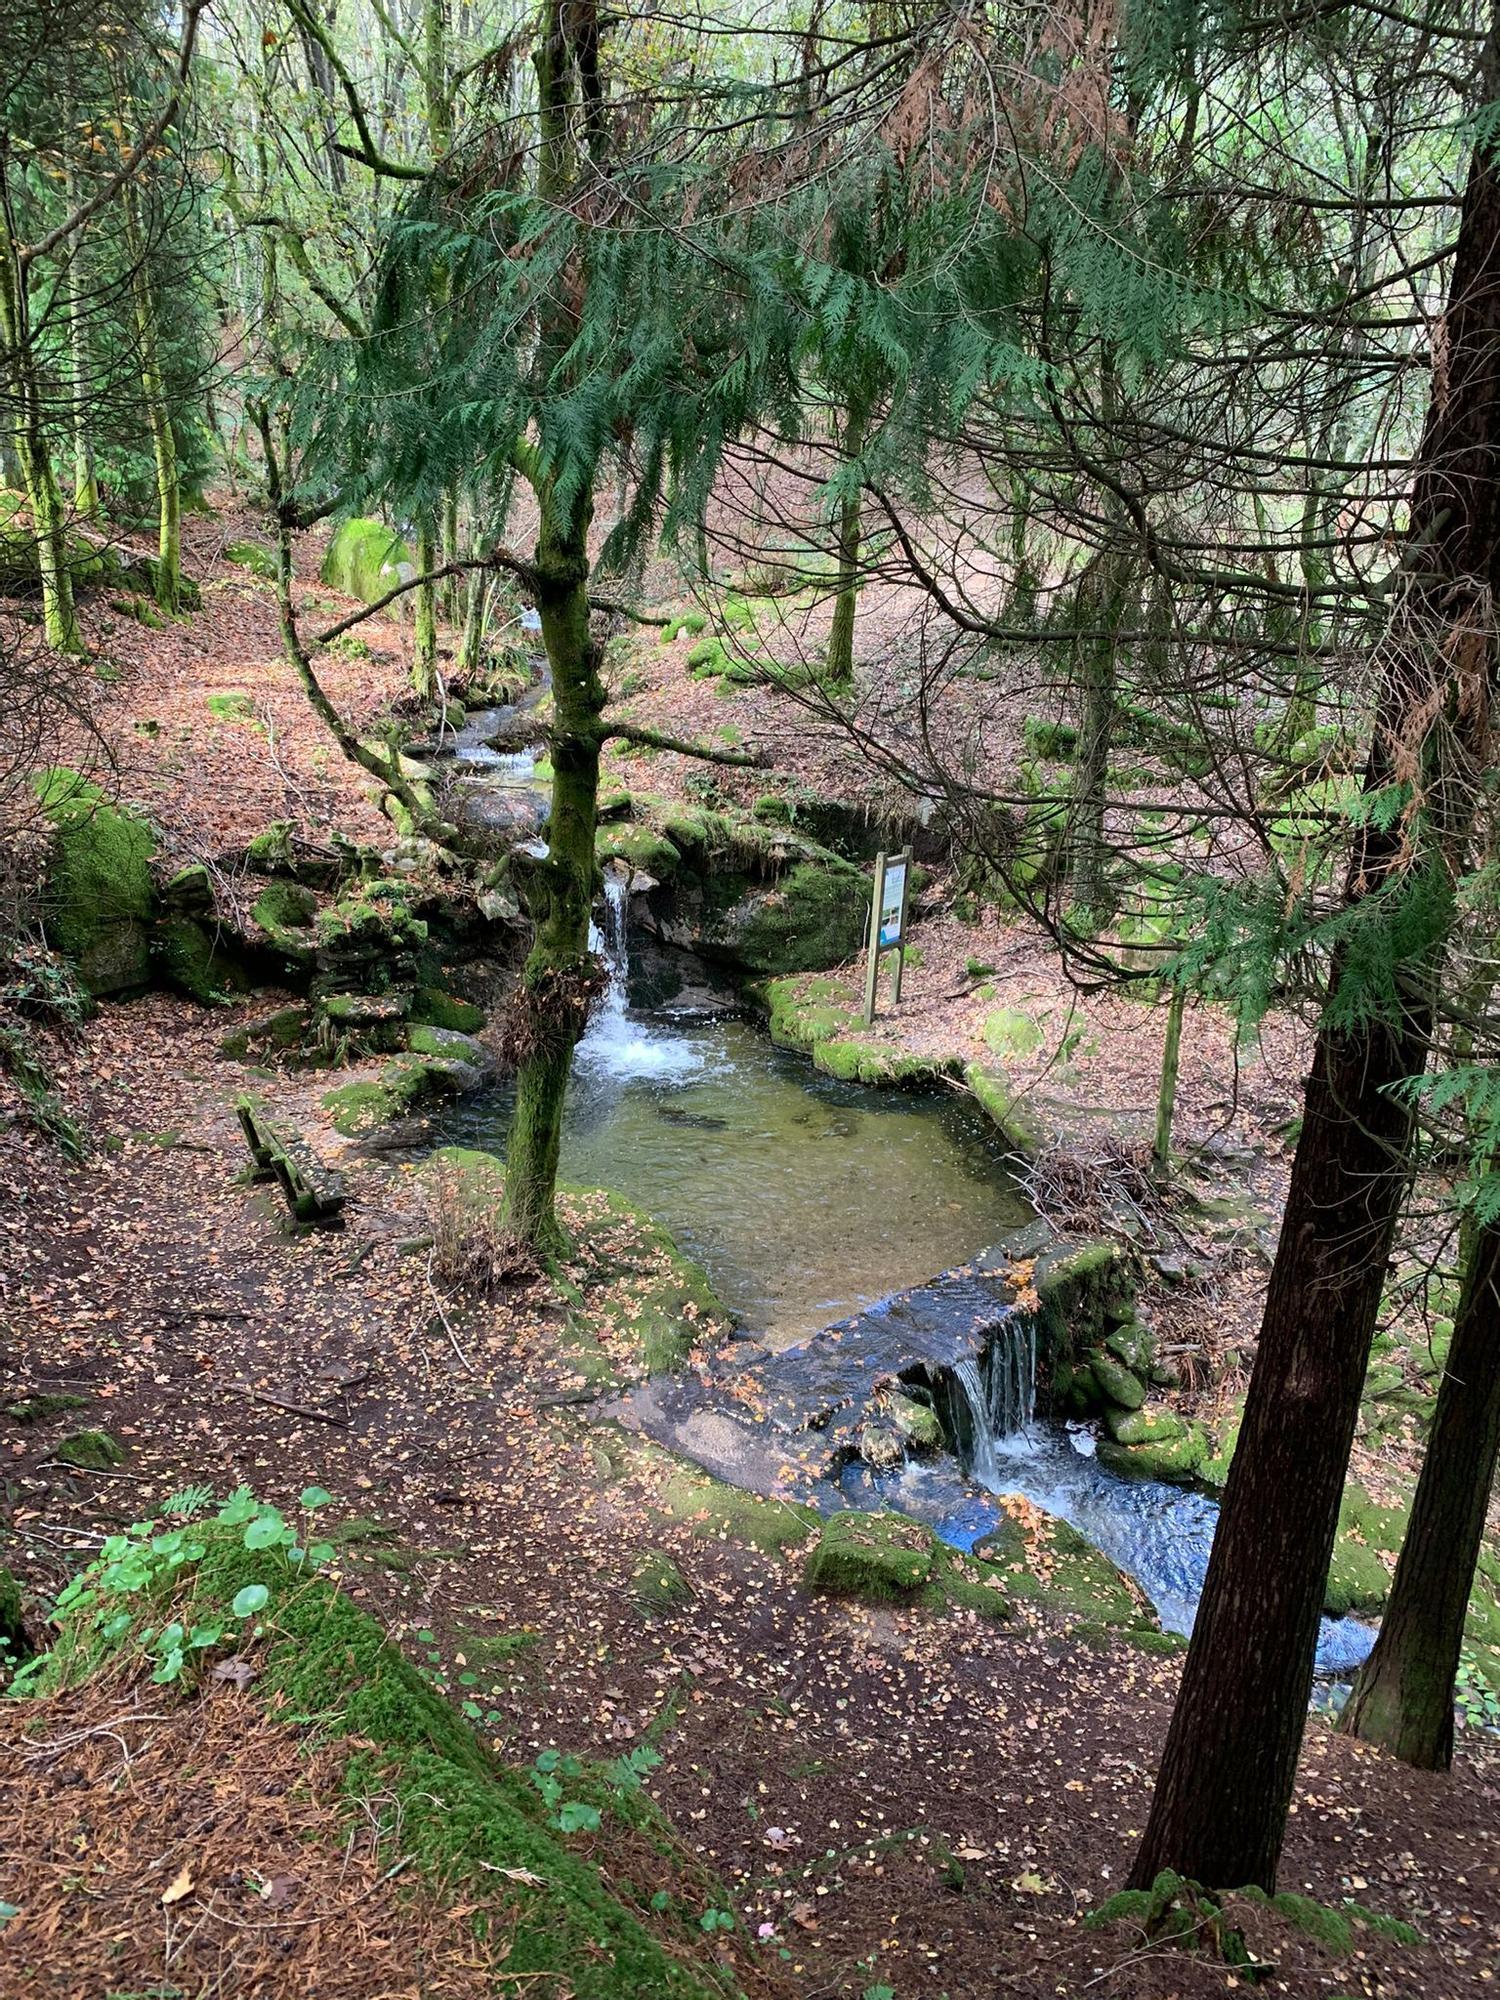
(161, 1862, 195, 1906)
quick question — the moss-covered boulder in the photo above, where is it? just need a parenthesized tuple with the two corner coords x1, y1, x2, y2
(596, 823, 681, 878)
(34, 769, 157, 994)
(153, 917, 253, 1004)
(1091, 1352, 1146, 1410)
(320, 517, 412, 603)
(706, 858, 866, 976)
(56, 1428, 124, 1470)
(1104, 1405, 1186, 1447)
(323, 1047, 480, 1135)
(315, 879, 431, 992)
(1098, 1421, 1209, 1484)
(983, 1007, 1045, 1059)
(0, 1565, 26, 1664)
(411, 986, 486, 1034)
(804, 1510, 936, 1598)
(887, 1391, 945, 1453)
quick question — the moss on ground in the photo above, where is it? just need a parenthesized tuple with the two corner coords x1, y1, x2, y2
(5, 1393, 91, 1425)
(631, 1550, 691, 1617)
(648, 1458, 819, 1556)
(34, 768, 157, 995)
(420, 1150, 729, 1385)
(35, 1529, 748, 1999)
(974, 1502, 1156, 1631)
(224, 537, 277, 578)
(320, 518, 411, 604)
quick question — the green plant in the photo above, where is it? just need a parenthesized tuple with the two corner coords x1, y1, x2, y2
(1455, 1651, 1500, 1731)
(16, 1484, 336, 1693)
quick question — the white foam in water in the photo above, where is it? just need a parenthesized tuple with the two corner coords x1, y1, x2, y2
(575, 876, 711, 1084)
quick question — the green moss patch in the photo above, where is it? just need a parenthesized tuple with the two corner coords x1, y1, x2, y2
(224, 537, 277, 578)
(975, 1499, 1154, 1630)
(34, 768, 157, 995)
(630, 1549, 691, 1618)
(765, 973, 957, 1088)
(963, 1061, 1046, 1155)
(55, 1428, 124, 1470)
(1097, 1422, 1209, 1484)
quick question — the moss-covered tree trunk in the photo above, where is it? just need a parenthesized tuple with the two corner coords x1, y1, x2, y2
(500, 489, 603, 1253)
(62, 152, 99, 520)
(413, 511, 439, 694)
(0, 213, 81, 654)
(826, 402, 866, 686)
(1337, 1221, 1500, 1767)
(124, 187, 181, 612)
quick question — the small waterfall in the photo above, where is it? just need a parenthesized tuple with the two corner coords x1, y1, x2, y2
(945, 1317, 1037, 1485)
(575, 872, 706, 1083)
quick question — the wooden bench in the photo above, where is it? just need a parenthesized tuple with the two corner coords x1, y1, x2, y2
(235, 1096, 347, 1226)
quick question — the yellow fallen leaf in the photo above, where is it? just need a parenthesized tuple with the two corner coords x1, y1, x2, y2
(161, 1862, 194, 1907)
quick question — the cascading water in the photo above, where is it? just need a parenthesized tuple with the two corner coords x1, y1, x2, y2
(575, 874, 711, 1084)
(947, 1317, 1038, 1486)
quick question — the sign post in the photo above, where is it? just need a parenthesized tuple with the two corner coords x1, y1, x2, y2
(862, 848, 912, 1025)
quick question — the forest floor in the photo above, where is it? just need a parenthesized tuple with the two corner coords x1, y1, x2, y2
(2, 509, 1498, 1998)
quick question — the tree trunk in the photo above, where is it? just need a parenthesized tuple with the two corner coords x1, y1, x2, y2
(826, 402, 865, 686)
(0, 211, 81, 654)
(500, 489, 602, 1254)
(413, 511, 438, 694)
(1066, 551, 1128, 925)
(1337, 1222, 1500, 1767)
(1130, 132, 1500, 1894)
(62, 155, 99, 520)
(1152, 984, 1185, 1176)
(125, 188, 181, 612)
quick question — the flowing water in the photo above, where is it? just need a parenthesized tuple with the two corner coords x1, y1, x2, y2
(872, 1324, 1376, 1676)
(445, 877, 1032, 1344)
(445, 874, 1376, 1674)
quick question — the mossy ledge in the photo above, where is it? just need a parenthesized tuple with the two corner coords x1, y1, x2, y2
(764, 973, 960, 1088)
(35, 1532, 747, 1999)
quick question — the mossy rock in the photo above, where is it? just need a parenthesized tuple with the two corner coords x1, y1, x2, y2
(1105, 1319, 1154, 1374)
(1198, 1398, 1244, 1491)
(219, 1004, 312, 1063)
(38, 1528, 748, 1999)
(710, 858, 868, 978)
(160, 862, 213, 916)
(6, 1392, 91, 1425)
(1097, 1421, 1209, 1484)
(963, 1061, 1046, 1156)
(1104, 1405, 1185, 1447)
(1023, 716, 1079, 760)
(1091, 1352, 1146, 1411)
(154, 917, 252, 1004)
(804, 1510, 937, 1599)
(410, 986, 486, 1034)
(34, 768, 157, 995)
(323, 1052, 476, 1135)
(887, 1392, 945, 1453)
(252, 882, 320, 966)
(320, 517, 412, 604)
(56, 1428, 124, 1470)
(765, 975, 956, 1088)
(983, 1007, 1045, 1060)
(224, 537, 277, 579)
(596, 823, 681, 878)
(630, 1550, 690, 1618)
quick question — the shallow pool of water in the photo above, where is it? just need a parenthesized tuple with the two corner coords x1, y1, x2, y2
(445, 1010, 1030, 1346)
